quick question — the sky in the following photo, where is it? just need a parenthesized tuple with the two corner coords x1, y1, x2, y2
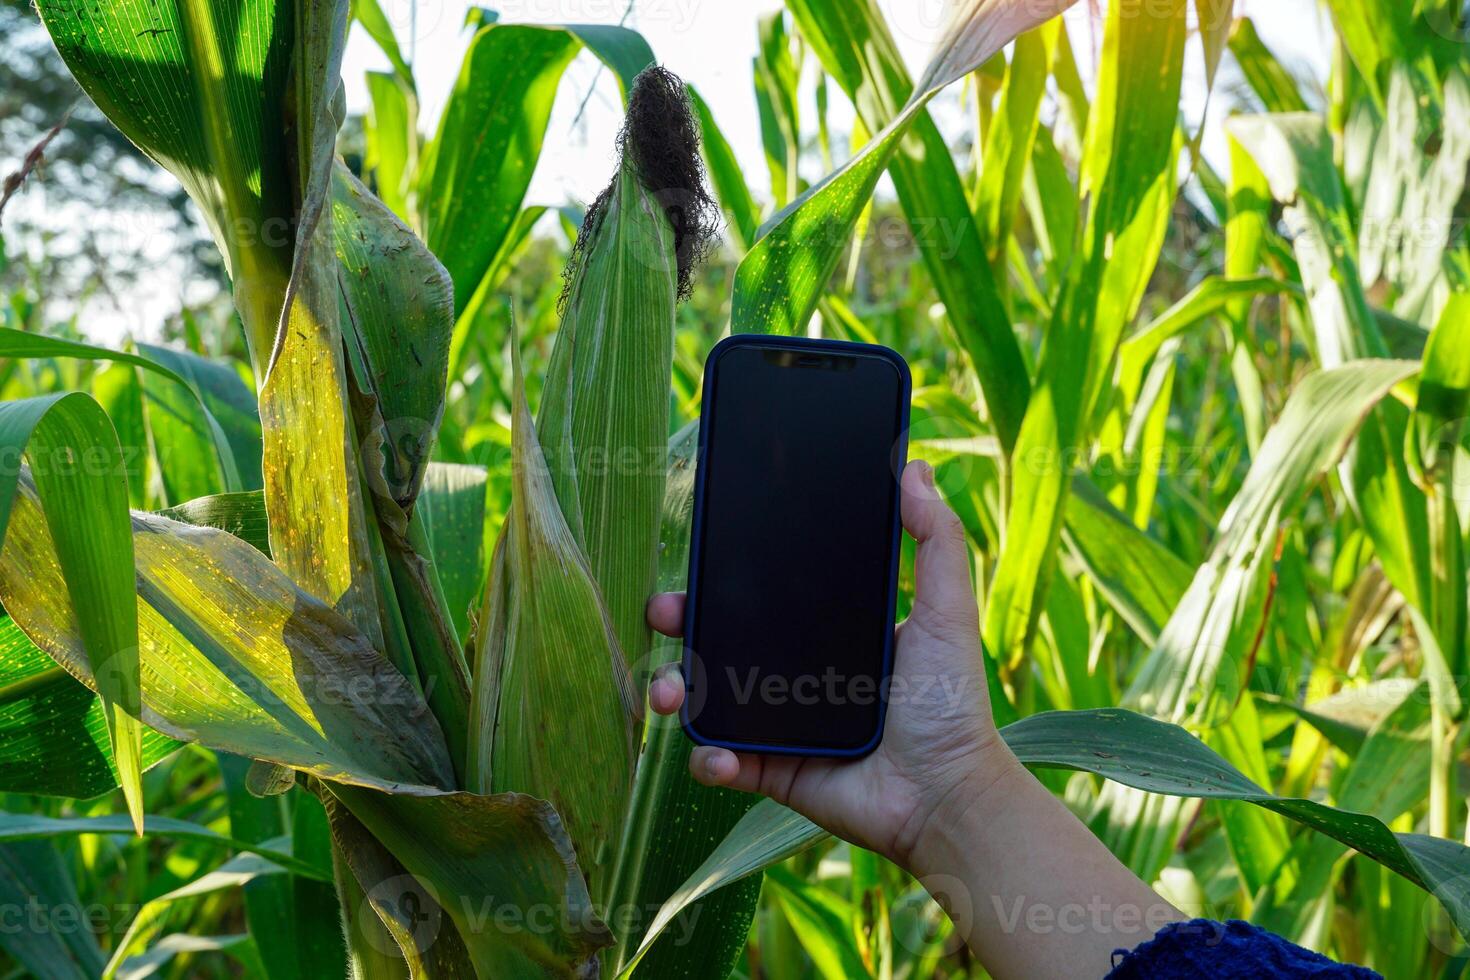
(7, 0, 1336, 342)
(339, 0, 1333, 205)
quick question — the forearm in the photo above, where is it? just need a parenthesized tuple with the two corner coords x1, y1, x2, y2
(907, 748, 1184, 980)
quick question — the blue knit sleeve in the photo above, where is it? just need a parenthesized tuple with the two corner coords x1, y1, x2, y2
(1105, 919, 1381, 978)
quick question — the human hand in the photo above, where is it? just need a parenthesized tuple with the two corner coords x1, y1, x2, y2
(645, 459, 1023, 869)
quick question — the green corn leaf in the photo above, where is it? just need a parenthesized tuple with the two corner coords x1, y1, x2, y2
(629, 708, 1470, 961)
(985, 0, 1187, 685)
(318, 788, 474, 977)
(1226, 18, 1311, 113)
(1062, 479, 1193, 647)
(564, 24, 659, 97)
(1125, 359, 1421, 725)
(350, 0, 413, 85)
(365, 70, 416, 222)
(764, 866, 870, 980)
(618, 798, 829, 977)
(157, 491, 272, 557)
(1255, 682, 1433, 943)
(689, 83, 761, 251)
(1228, 113, 1387, 364)
(754, 12, 803, 206)
(135, 342, 263, 496)
(1115, 276, 1294, 405)
(114, 934, 260, 979)
(418, 463, 490, 642)
(448, 205, 549, 385)
(217, 756, 327, 980)
(289, 788, 350, 979)
(1259, 680, 1422, 758)
(0, 840, 108, 975)
(768, 0, 1060, 452)
(1005, 709, 1469, 942)
(472, 340, 637, 903)
(0, 474, 457, 794)
(1410, 292, 1470, 694)
(90, 363, 152, 510)
(972, 22, 1058, 261)
(32, 0, 297, 366)
(1206, 693, 1294, 900)
(419, 24, 578, 313)
(320, 787, 470, 980)
(0, 617, 179, 799)
(420, 23, 655, 314)
(0, 393, 144, 831)
(1322, 0, 1451, 108)
(330, 854, 414, 980)
(1411, 290, 1470, 517)
(0, 811, 327, 881)
(1224, 133, 1274, 451)
(0, 840, 106, 980)
(0, 329, 249, 496)
(1351, 396, 1432, 621)
(1023, 126, 1080, 289)
(329, 783, 613, 978)
(103, 851, 288, 979)
(334, 161, 454, 511)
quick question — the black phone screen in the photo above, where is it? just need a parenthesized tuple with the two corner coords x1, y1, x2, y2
(685, 341, 907, 753)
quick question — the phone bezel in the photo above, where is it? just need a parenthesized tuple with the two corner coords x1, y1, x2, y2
(680, 334, 912, 758)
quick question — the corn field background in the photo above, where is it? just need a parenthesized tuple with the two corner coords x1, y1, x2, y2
(0, 0, 1468, 977)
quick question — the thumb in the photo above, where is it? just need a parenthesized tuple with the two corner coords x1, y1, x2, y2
(900, 460, 979, 634)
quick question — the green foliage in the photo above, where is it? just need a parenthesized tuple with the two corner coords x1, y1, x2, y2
(2, 0, 1469, 977)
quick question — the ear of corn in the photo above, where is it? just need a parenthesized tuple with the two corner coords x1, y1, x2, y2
(474, 335, 638, 903)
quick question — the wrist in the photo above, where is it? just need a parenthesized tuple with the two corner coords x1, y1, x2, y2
(890, 738, 1028, 874)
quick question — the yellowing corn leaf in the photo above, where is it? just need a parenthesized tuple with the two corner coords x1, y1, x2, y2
(0, 473, 454, 792)
(257, 2, 387, 660)
(332, 159, 473, 773)
(0, 475, 612, 976)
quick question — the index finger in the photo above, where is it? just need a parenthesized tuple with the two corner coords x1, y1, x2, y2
(646, 592, 686, 637)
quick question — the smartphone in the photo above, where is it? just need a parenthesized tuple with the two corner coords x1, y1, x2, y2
(681, 335, 911, 757)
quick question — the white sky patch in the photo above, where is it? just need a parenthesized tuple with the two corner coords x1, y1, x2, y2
(7, 0, 1332, 342)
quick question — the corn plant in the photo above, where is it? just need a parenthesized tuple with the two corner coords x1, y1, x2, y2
(1, 0, 1469, 978)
